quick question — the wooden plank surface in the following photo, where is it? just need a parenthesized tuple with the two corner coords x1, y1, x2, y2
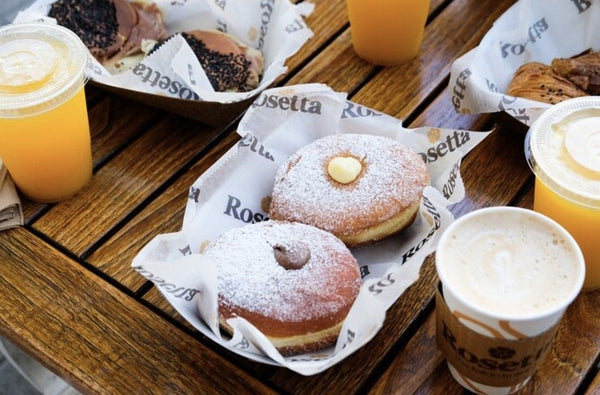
(586, 372, 600, 395)
(284, 0, 447, 82)
(21, 92, 160, 222)
(0, 228, 275, 394)
(286, 0, 448, 93)
(86, 130, 241, 289)
(30, 115, 220, 256)
(281, 0, 349, 75)
(4, 0, 600, 393)
(353, 0, 517, 120)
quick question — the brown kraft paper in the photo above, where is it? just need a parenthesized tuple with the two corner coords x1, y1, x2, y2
(435, 284, 559, 387)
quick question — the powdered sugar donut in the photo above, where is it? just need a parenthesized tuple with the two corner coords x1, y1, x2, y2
(269, 134, 429, 247)
(205, 221, 361, 356)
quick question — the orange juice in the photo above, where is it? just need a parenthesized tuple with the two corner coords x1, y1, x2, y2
(526, 97, 600, 290)
(346, 0, 430, 65)
(533, 178, 600, 290)
(0, 24, 91, 202)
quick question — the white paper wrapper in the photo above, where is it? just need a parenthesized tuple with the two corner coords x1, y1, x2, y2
(0, 160, 23, 231)
(14, 0, 313, 122)
(131, 84, 491, 375)
(449, 0, 600, 126)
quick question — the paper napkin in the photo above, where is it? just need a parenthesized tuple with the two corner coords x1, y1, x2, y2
(0, 160, 24, 231)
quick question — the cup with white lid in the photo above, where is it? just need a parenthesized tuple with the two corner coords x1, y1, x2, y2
(0, 23, 92, 203)
(435, 206, 585, 394)
(525, 96, 600, 290)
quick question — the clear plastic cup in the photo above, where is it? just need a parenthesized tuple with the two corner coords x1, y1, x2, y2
(525, 96, 600, 290)
(0, 23, 92, 203)
(345, 0, 430, 65)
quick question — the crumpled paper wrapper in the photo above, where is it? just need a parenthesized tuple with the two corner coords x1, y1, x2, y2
(131, 84, 491, 375)
(14, 0, 314, 125)
(449, 0, 599, 126)
(0, 160, 23, 231)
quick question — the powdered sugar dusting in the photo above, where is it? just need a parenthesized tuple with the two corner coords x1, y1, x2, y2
(270, 134, 429, 234)
(206, 221, 361, 322)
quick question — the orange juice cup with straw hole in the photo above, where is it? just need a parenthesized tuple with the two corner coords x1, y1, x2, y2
(526, 97, 600, 291)
(0, 23, 92, 203)
(345, 0, 431, 65)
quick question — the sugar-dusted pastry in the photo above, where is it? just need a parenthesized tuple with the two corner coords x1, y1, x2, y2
(269, 134, 430, 247)
(507, 62, 587, 104)
(205, 221, 361, 356)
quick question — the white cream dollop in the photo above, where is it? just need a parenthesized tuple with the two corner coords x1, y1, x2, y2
(327, 156, 362, 184)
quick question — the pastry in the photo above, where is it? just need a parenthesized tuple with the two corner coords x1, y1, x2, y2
(49, 0, 168, 73)
(269, 134, 430, 247)
(552, 50, 600, 95)
(180, 30, 264, 92)
(507, 62, 587, 104)
(205, 221, 361, 356)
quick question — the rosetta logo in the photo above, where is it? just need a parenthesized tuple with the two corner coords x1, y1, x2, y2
(489, 347, 516, 360)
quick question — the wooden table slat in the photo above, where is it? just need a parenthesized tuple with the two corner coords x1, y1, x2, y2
(0, 228, 274, 394)
(586, 369, 600, 395)
(30, 115, 221, 256)
(85, 129, 241, 289)
(22, 92, 161, 222)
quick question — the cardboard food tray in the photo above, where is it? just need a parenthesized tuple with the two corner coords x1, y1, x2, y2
(449, 0, 599, 128)
(131, 84, 493, 375)
(90, 80, 256, 126)
(15, 0, 314, 126)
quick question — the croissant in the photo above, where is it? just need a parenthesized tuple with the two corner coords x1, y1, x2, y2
(506, 62, 586, 104)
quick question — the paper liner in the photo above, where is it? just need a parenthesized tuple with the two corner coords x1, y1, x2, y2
(132, 84, 492, 375)
(436, 284, 559, 388)
(449, 0, 600, 126)
(14, 0, 314, 125)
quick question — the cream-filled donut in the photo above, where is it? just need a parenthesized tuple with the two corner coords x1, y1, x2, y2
(269, 134, 430, 247)
(205, 221, 361, 356)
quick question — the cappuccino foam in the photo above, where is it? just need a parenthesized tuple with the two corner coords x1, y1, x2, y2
(438, 209, 581, 318)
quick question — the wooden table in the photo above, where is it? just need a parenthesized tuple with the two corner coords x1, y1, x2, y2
(1, 0, 599, 393)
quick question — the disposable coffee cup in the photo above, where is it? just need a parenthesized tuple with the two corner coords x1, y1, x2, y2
(435, 207, 585, 394)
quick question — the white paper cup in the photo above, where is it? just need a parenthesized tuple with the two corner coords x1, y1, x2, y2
(435, 207, 585, 394)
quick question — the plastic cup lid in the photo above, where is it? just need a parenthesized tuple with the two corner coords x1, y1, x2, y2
(0, 23, 90, 118)
(526, 96, 600, 208)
